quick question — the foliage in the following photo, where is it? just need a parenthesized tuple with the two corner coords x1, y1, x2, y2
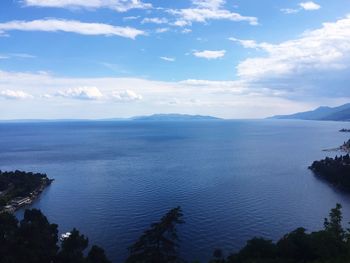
(0, 209, 110, 263)
(126, 206, 184, 263)
(220, 204, 350, 263)
(309, 154, 350, 189)
(3, 205, 350, 263)
(0, 170, 50, 208)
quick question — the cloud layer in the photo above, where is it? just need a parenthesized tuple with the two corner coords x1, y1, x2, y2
(193, 50, 226, 59)
(281, 1, 321, 14)
(0, 70, 325, 119)
(23, 0, 152, 12)
(55, 87, 104, 100)
(0, 89, 32, 100)
(0, 19, 145, 39)
(231, 15, 350, 97)
(299, 1, 321, 11)
(169, 0, 258, 27)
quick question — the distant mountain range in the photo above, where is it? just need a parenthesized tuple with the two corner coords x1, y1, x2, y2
(0, 114, 222, 123)
(130, 114, 221, 121)
(269, 103, 350, 121)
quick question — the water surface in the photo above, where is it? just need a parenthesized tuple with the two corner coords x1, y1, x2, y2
(1, 120, 350, 262)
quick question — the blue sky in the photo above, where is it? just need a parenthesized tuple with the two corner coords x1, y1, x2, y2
(0, 0, 350, 119)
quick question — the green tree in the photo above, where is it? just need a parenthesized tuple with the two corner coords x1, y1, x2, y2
(87, 245, 112, 263)
(57, 228, 89, 263)
(16, 209, 59, 263)
(324, 203, 345, 240)
(0, 212, 19, 263)
(126, 206, 184, 263)
(276, 227, 314, 261)
(209, 249, 225, 263)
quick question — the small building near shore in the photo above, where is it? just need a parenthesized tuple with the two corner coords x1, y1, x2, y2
(10, 197, 31, 207)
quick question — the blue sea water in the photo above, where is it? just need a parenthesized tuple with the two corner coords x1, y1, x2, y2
(1, 120, 350, 262)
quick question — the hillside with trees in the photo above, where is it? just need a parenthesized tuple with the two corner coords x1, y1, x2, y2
(309, 154, 350, 189)
(0, 170, 53, 211)
(3, 205, 350, 262)
(0, 209, 111, 263)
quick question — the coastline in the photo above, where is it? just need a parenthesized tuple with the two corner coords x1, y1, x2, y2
(322, 139, 350, 153)
(0, 177, 54, 214)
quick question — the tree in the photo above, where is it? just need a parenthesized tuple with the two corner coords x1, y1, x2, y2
(57, 228, 88, 263)
(16, 209, 59, 263)
(324, 203, 345, 240)
(0, 212, 19, 263)
(210, 249, 225, 263)
(87, 245, 112, 263)
(126, 206, 184, 263)
(277, 227, 314, 261)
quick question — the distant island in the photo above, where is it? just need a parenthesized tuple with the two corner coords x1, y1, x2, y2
(130, 114, 222, 121)
(0, 170, 53, 213)
(269, 103, 350, 121)
(340, 128, 350, 132)
(0, 114, 222, 123)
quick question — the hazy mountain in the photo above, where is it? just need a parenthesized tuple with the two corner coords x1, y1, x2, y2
(131, 114, 221, 121)
(269, 103, 350, 121)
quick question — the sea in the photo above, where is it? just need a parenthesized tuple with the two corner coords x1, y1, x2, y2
(1, 120, 350, 262)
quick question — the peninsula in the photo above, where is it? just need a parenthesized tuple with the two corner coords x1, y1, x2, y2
(309, 154, 350, 190)
(0, 170, 53, 213)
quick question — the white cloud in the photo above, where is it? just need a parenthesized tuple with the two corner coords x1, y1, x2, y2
(123, 16, 140, 21)
(168, 0, 258, 27)
(280, 8, 299, 14)
(192, 0, 225, 10)
(299, 1, 321, 11)
(182, 28, 192, 34)
(0, 69, 343, 119)
(281, 1, 321, 14)
(232, 15, 350, 97)
(193, 50, 226, 59)
(229, 37, 273, 49)
(10, 53, 36, 58)
(172, 20, 189, 27)
(155, 27, 169, 33)
(0, 19, 146, 39)
(0, 89, 32, 100)
(23, 0, 152, 12)
(141, 17, 168, 24)
(0, 53, 36, 59)
(112, 90, 142, 102)
(56, 87, 104, 100)
(160, 56, 175, 62)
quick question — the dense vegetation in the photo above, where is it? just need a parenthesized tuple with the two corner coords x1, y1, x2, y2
(309, 154, 350, 189)
(0, 209, 111, 263)
(343, 140, 350, 149)
(0, 170, 51, 208)
(211, 203, 350, 263)
(126, 206, 184, 263)
(3, 205, 350, 263)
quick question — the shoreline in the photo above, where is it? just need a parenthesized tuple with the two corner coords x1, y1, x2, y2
(1, 178, 54, 214)
(322, 140, 350, 153)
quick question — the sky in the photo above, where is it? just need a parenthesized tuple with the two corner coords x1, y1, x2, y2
(0, 0, 350, 119)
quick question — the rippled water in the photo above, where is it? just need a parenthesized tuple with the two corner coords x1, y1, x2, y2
(1, 120, 350, 262)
